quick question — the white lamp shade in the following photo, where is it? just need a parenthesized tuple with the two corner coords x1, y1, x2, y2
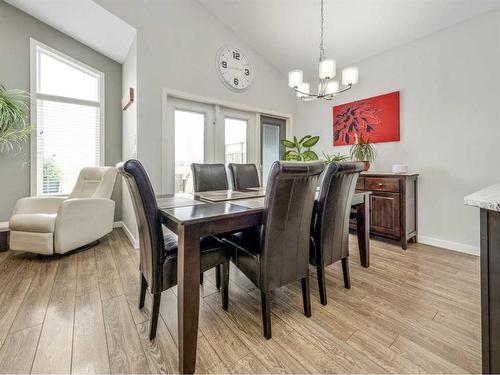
(288, 69, 303, 88)
(319, 58, 336, 80)
(325, 80, 340, 95)
(297, 82, 310, 98)
(342, 66, 359, 86)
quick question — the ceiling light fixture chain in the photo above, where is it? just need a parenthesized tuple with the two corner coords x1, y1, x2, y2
(288, 0, 359, 101)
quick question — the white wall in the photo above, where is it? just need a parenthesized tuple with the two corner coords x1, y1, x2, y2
(96, 0, 297, 244)
(120, 36, 139, 245)
(295, 9, 500, 254)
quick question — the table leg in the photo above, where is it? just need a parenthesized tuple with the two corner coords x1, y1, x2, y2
(356, 196, 370, 268)
(177, 224, 201, 374)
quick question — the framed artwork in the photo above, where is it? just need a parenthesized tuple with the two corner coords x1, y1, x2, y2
(333, 91, 400, 145)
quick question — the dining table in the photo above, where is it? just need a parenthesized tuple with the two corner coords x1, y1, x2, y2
(157, 188, 371, 373)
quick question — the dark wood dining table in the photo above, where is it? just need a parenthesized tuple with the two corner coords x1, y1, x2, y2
(157, 189, 371, 373)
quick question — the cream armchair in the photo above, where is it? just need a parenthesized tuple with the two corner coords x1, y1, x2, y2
(9, 167, 117, 255)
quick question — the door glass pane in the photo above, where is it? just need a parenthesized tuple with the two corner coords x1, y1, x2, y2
(225, 118, 247, 164)
(262, 124, 280, 185)
(175, 110, 204, 193)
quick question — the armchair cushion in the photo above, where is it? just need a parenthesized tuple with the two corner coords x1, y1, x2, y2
(12, 197, 66, 215)
(10, 213, 57, 233)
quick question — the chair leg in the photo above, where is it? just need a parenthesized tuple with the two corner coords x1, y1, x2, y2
(261, 291, 272, 339)
(139, 274, 147, 309)
(200, 273, 204, 284)
(316, 265, 327, 305)
(215, 265, 221, 289)
(221, 262, 229, 311)
(301, 276, 312, 317)
(341, 257, 351, 289)
(149, 293, 161, 340)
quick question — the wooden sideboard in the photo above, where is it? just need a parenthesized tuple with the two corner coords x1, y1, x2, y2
(351, 172, 418, 249)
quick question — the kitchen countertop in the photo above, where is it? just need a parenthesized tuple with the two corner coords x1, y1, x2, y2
(464, 183, 500, 212)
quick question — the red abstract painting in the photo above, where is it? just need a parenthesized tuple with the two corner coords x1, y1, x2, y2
(333, 91, 400, 146)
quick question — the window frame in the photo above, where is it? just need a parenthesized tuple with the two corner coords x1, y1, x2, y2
(30, 38, 105, 196)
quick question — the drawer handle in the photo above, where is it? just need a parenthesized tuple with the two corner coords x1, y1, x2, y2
(377, 183, 383, 186)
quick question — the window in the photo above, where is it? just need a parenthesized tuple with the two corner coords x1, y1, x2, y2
(224, 117, 247, 164)
(31, 39, 104, 195)
(174, 110, 205, 193)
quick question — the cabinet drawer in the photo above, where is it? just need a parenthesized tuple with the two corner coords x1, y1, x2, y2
(356, 177, 365, 190)
(366, 177, 400, 192)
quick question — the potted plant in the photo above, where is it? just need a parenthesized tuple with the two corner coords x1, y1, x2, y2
(43, 158, 63, 194)
(0, 84, 32, 153)
(350, 134, 376, 171)
(322, 152, 350, 164)
(281, 135, 320, 161)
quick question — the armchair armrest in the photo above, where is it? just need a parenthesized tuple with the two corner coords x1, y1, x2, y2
(54, 198, 115, 253)
(13, 197, 66, 215)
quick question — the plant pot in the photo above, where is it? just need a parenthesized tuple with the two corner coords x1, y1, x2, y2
(362, 161, 370, 171)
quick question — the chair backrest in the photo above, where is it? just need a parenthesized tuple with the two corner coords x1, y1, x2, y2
(260, 161, 324, 291)
(311, 161, 364, 267)
(228, 163, 260, 190)
(69, 167, 117, 199)
(116, 160, 164, 294)
(191, 163, 228, 192)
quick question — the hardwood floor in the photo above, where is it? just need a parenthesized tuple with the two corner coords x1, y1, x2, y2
(0, 229, 480, 374)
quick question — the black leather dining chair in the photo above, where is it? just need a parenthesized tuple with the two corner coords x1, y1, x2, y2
(223, 161, 324, 339)
(228, 163, 260, 190)
(310, 161, 364, 305)
(191, 163, 229, 287)
(117, 159, 230, 340)
(191, 163, 228, 192)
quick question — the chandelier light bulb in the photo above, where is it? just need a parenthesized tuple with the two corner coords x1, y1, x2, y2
(319, 58, 336, 80)
(342, 66, 359, 86)
(326, 80, 340, 95)
(288, 70, 303, 88)
(297, 82, 310, 98)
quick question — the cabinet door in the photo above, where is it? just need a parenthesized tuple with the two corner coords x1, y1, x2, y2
(370, 192, 401, 238)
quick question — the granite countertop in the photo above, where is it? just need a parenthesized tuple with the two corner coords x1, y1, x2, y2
(464, 183, 500, 212)
(360, 171, 419, 176)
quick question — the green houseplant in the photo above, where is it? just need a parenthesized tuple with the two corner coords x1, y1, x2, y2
(281, 135, 320, 161)
(322, 152, 350, 164)
(0, 84, 32, 153)
(350, 134, 376, 171)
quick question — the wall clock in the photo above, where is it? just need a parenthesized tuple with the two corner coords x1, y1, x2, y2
(216, 46, 252, 91)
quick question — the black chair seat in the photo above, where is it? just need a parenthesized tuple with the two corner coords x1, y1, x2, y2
(222, 227, 262, 286)
(162, 232, 229, 290)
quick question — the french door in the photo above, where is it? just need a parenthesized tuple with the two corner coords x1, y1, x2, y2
(165, 98, 256, 193)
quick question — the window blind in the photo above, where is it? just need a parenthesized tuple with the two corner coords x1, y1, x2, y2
(33, 42, 104, 195)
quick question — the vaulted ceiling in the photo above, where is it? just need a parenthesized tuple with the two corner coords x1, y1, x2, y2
(198, 0, 500, 79)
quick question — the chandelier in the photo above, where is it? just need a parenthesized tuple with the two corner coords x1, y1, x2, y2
(288, 0, 359, 101)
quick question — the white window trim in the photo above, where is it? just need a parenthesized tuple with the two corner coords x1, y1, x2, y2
(30, 38, 105, 196)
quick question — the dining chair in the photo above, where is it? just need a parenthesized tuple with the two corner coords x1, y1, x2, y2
(117, 159, 230, 340)
(191, 163, 229, 287)
(223, 161, 324, 339)
(191, 163, 228, 192)
(310, 161, 364, 305)
(228, 163, 260, 190)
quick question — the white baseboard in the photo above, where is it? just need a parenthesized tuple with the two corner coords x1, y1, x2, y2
(113, 221, 122, 228)
(118, 221, 139, 249)
(418, 235, 479, 256)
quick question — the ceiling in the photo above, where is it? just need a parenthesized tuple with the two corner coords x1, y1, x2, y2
(198, 0, 500, 79)
(5, 0, 136, 63)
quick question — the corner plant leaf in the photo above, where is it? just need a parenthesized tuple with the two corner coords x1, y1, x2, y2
(298, 135, 311, 144)
(303, 150, 319, 160)
(303, 135, 319, 147)
(293, 136, 299, 148)
(287, 154, 302, 161)
(280, 139, 295, 148)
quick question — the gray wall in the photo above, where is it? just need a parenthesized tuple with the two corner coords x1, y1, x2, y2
(0, 0, 123, 221)
(294, 9, 500, 254)
(96, 0, 297, 244)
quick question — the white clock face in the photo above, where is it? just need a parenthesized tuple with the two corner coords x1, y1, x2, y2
(217, 46, 252, 91)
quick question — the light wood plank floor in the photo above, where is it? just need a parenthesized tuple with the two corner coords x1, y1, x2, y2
(0, 229, 480, 374)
